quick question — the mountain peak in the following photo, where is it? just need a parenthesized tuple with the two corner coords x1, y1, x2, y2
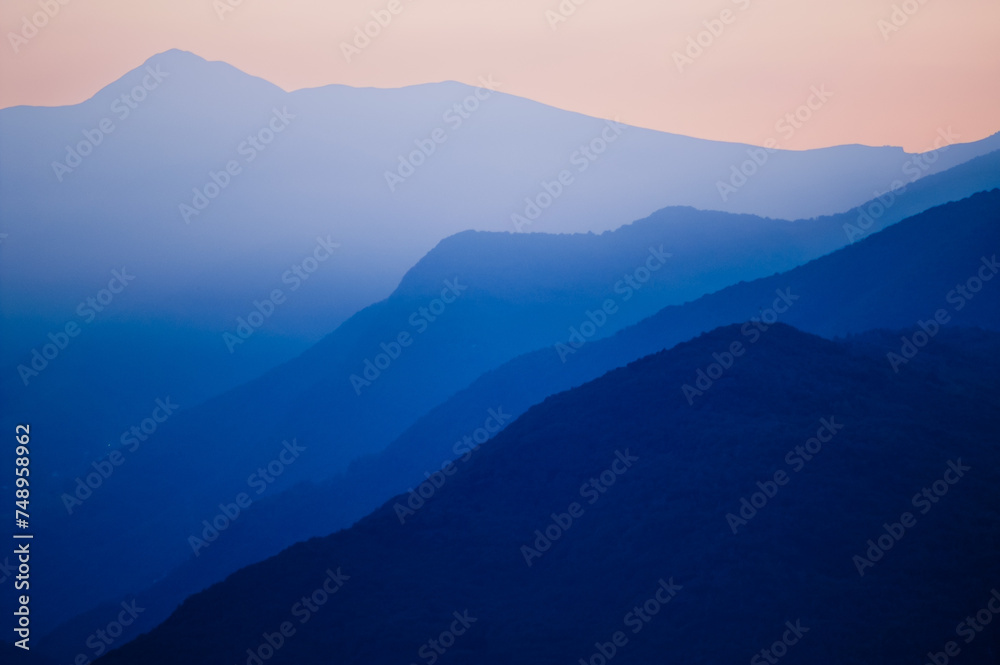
(142, 48, 209, 67)
(81, 47, 285, 109)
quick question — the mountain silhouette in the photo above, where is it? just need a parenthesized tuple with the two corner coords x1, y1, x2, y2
(20, 193, 892, 634)
(2, 48, 999, 440)
(93, 323, 1000, 664)
(35, 186, 1000, 661)
(4, 51, 1000, 571)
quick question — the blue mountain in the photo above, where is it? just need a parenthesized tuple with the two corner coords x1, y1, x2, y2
(33, 185, 1000, 661)
(93, 323, 1000, 663)
(2, 48, 999, 437)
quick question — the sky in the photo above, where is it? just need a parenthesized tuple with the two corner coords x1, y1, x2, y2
(1, 0, 998, 151)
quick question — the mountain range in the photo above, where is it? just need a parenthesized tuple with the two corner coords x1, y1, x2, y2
(94, 323, 1000, 663)
(2, 48, 998, 664)
(2, 49, 999, 438)
(32, 185, 1000, 661)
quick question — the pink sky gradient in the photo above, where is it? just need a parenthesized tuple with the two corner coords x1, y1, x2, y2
(1, 0, 997, 151)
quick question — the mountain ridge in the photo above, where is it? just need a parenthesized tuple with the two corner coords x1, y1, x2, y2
(34, 187, 1000, 662)
(92, 323, 1000, 664)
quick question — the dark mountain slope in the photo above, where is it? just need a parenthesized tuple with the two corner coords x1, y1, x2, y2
(97, 324, 1000, 664)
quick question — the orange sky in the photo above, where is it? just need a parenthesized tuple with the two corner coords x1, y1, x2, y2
(1, 0, 998, 151)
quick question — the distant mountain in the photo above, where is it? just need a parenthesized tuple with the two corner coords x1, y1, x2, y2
(2, 48, 999, 435)
(323, 188, 1000, 532)
(22, 193, 911, 635)
(11, 147, 1000, 488)
(334, 187, 1000, 514)
(94, 324, 1000, 664)
(36, 185, 1000, 662)
(4, 50, 996, 340)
